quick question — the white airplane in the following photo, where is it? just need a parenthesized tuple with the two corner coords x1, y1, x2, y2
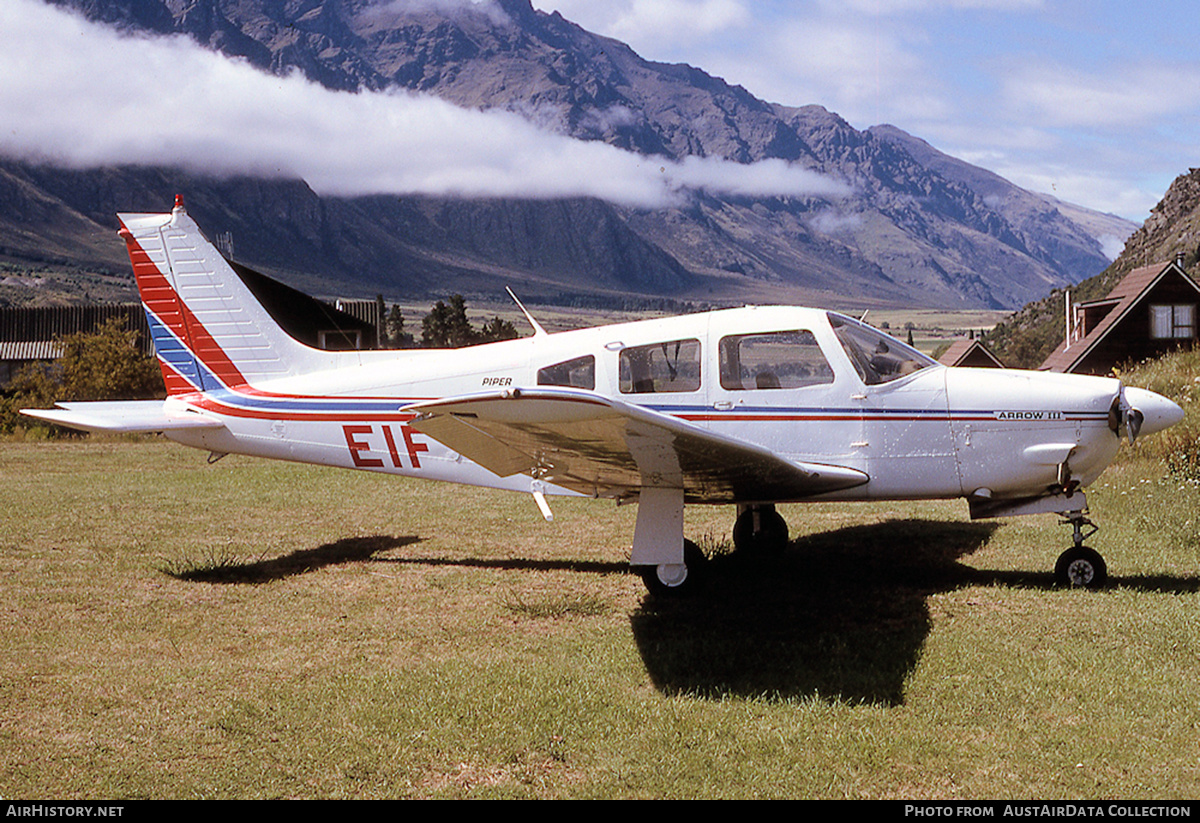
(24, 197, 1185, 595)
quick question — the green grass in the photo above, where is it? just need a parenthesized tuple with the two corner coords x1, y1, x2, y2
(2, 434, 1199, 799)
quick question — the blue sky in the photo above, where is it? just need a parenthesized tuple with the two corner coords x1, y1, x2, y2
(1, 0, 1195, 225)
(541, 0, 1200, 222)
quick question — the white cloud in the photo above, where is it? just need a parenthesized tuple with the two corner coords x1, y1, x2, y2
(540, 0, 749, 55)
(1097, 234, 1126, 261)
(670, 156, 849, 199)
(1000, 61, 1200, 129)
(968, 158, 1159, 225)
(361, 0, 512, 27)
(807, 208, 863, 236)
(819, 0, 1043, 13)
(0, 0, 847, 209)
(5, 0, 1195, 223)
(759, 18, 934, 118)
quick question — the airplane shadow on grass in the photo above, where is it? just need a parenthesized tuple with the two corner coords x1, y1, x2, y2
(629, 518, 1200, 706)
(165, 520, 1199, 706)
(164, 535, 426, 583)
(163, 534, 630, 583)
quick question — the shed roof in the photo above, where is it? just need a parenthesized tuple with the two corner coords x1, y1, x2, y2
(0, 341, 61, 361)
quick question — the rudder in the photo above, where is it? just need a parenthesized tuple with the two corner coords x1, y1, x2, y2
(118, 196, 324, 395)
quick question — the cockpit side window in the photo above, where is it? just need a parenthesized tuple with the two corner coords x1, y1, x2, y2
(718, 330, 833, 390)
(828, 313, 935, 385)
(619, 339, 701, 393)
(537, 355, 595, 390)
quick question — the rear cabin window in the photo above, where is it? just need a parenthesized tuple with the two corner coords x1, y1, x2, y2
(536, 355, 596, 390)
(719, 330, 834, 390)
(619, 339, 701, 394)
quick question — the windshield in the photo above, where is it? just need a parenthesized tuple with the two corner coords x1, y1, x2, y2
(828, 313, 937, 386)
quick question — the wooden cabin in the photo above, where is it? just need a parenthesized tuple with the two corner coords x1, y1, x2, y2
(1040, 259, 1200, 375)
(937, 338, 1005, 368)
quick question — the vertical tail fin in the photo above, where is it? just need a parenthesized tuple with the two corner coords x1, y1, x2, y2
(119, 196, 326, 396)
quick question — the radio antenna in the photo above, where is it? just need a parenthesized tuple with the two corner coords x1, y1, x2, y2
(506, 287, 548, 337)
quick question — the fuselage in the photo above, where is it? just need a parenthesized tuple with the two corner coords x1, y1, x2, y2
(162, 305, 1164, 505)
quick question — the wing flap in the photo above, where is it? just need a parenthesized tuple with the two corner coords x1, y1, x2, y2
(21, 400, 224, 434)
(406, 388, 868, 503)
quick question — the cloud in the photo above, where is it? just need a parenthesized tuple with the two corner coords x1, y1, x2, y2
(760, 18, 934, 116)
(807, 209, 863, 236)
(0, 0, 846, 209)
(361, 0, 513, 27)
(542, 0, 749, 53)
(1097, 234, 1126, 261)
(1000, 61, 1200, 129)
(819, 0, 1043, 12)
(670, 156, 848, 199)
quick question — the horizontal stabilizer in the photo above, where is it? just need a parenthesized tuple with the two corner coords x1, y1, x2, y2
(405, 388, 868, 503)
(21, 401, 224, 434)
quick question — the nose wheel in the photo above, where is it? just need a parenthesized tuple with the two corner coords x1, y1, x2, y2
(1055, 511, 1107, 588)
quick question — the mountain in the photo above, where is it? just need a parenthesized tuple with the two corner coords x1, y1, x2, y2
(983, 167, 1200, 368)
(0, 160, 694, 303)
(10, 0, 1137, 310)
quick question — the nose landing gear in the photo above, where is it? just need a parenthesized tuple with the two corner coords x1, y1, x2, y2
(1055, 511, 1107, 588)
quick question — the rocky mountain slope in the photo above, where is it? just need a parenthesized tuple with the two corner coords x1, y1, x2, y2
(11, 0, 1137, 310)
(984, 167, 1200, 368)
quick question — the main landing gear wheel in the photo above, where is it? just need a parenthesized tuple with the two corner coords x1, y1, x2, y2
(732, 505, 789, 554)
(1055, 546, 1107, 589)
(639, 539, 707, 598)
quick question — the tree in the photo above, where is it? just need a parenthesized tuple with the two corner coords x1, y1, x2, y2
(477, 315, 518, 343)
(375, 294, 388, 347)
(421, 294, 477, 348)
(55, 317, 164, 401)
(420, 295, 522, 348)
(387, 304, 414, 348)
(2, 316, 164, 434)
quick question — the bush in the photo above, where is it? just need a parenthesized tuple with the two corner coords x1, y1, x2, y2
(1, 317, 164, 435)
(1117, 348, 1200, 481)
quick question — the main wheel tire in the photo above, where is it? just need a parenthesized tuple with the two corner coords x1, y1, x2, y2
(732, 506, 789, 554)
(1055, 545, 1108, 589)
(639, 539, 707, 597)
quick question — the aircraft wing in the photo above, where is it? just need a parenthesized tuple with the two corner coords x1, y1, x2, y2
(21, 400, 224, 434)
(404, 388, 868, 503)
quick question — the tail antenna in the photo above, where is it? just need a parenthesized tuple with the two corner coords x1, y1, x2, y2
(506, 287, 548, 337)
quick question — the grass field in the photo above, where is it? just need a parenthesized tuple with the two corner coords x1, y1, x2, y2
(2, 436, 1199, 799)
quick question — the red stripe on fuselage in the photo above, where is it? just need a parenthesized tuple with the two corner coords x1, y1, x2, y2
(188, 394, 419, 423)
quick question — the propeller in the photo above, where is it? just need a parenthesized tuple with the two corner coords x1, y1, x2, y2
(1108, 383, 1145, 443)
